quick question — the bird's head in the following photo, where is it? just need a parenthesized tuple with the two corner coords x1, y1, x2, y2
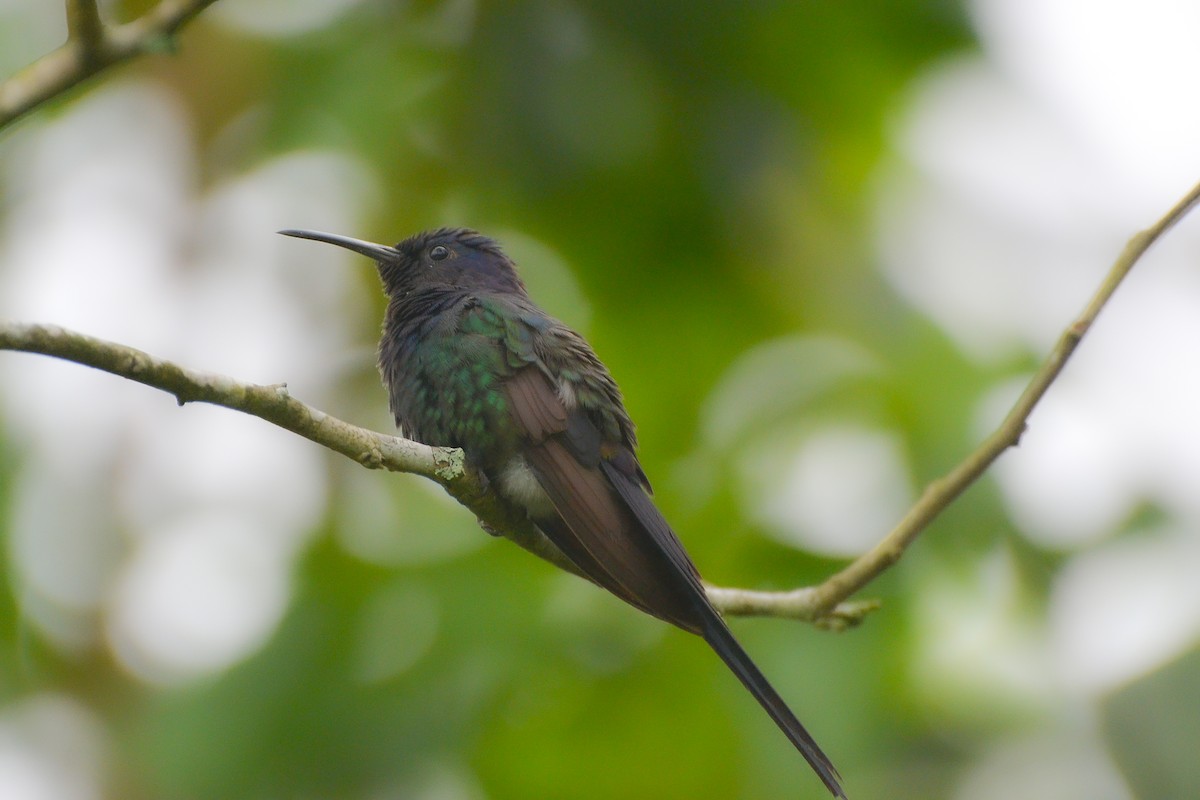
(279, 227, 527, 298)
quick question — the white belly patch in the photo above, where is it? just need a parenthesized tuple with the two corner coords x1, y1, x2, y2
(498, 457, 555, 516)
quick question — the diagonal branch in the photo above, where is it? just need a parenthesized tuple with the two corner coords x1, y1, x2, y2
(0, 0, 222, 131)
(801, 178, 1200, 618)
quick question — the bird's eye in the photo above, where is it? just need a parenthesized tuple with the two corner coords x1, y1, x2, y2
(430, 245, 450, 261)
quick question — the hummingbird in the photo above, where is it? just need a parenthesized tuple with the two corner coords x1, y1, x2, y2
(280, 227, 845, 797)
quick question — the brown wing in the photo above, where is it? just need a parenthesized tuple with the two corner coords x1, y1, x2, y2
(503, 366, 846, 796)
(503, 366, 703, 632)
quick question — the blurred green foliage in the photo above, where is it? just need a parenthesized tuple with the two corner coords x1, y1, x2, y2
(7, 2, 1197, 799)
(2, 2, 966, 798)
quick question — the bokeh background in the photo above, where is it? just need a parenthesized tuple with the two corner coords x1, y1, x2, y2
(3, 1, 1200, 798)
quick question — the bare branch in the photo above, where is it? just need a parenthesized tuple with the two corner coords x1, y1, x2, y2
(1, 0, 222, 131)
(802, 178, 1200, 618)
(704, 585, 880, 631)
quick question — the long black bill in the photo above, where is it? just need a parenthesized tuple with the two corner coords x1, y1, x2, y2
(278, 229, 399, 262)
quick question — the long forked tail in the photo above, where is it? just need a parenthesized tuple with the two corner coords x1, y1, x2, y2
(701, 614, 846, 797)
(595, 458, 847, 795)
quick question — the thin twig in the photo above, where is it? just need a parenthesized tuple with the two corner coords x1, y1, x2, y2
(801, 179, 1200, 618)
(0, 0, 221, 131)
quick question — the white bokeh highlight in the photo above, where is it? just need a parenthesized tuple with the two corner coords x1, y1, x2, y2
(952, 724, 1132, 800)
(876, 0, 1200, 795)
(911, 546, 1054, 713)
(877, 0, 1200, 671)
(749, 426, 912, 558)
(1050, 530, 1200, 695)
(0, 82, 377, 683)
(0, 695, 106, 800)
(106, 514, 291, 683)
